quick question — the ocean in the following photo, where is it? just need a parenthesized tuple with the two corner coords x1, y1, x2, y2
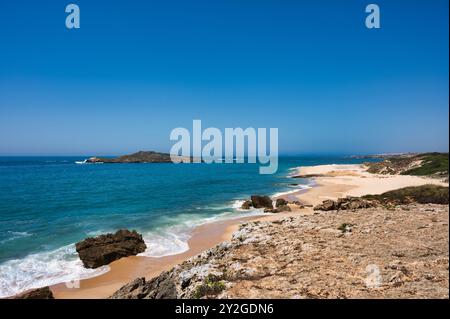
(0, 155, 374, 297)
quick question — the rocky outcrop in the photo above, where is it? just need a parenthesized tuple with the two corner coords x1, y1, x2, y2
(264, 204, 291, 213)
(313, 199, 337, 211)
(240, 195, 274, 210)
(75, 229, 147, 268)
(14, 287, 54, 299)
(240, 200, 253, 210)
(241, 196, 294, 213)
(110, 203, 449, 299)
(314, 197, 377, 211)
(109, 272, 177, 299)
(275, 198, 288, 207)
(250, 195, 273, 209)
(275, 205, 291, 212)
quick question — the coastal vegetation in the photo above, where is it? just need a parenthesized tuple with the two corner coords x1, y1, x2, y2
(365, 152, 449, 178)
(314, 185, 449, 211)
(401, 153, 449, 176)
(362, 184, 449, 205)
(193, 274, 226, 299)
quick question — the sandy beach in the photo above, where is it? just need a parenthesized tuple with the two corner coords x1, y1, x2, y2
(50, 163, 448, 299)
(294, 164, 448, 206)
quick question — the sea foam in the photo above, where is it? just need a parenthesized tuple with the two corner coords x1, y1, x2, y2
(0, 192, 299, 298)
(0, 244, 109, 298)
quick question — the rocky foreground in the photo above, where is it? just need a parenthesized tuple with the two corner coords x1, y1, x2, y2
(111, 203, 449, 299)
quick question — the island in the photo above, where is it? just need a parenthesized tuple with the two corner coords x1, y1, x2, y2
(82, 151, 192, 164)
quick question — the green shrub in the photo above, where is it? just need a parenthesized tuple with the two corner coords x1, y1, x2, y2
(402, 153, 449, 176)
(193, 274, 226, 299)
(363, 185, 449, 205)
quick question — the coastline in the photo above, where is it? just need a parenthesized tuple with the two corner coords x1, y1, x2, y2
(51, 212, 307, 299)
(51, 163, 448, 298)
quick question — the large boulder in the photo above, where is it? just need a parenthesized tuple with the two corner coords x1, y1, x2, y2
(14, 287, 54, 299)
(76, 229, 147, 268)
(240, 200, 253, 210)
(275, 198, 288, 207)
(250, 195, 273, 209)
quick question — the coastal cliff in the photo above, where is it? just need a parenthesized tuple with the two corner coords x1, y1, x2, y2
(110, 202, 449, 299)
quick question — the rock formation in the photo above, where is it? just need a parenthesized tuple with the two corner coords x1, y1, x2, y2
(250, 195, 273, 209)
(109, 273, 177, 299)
(275, 198, 288, 207)
(75, 229, 147, 268)
(240, 200, 253, 210)
(314, 197, 377, 211)
(14, 287, 54, 299)
(110, 203, 449, 299)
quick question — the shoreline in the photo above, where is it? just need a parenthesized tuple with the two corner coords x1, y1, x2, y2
(51, 210, 308, 299)
(46, 163, 448, 298)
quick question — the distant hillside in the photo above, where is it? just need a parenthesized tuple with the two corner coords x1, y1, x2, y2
(365, 152, 448, 179)
(362, 184, 449, 205)
(86, 151, 191, 163)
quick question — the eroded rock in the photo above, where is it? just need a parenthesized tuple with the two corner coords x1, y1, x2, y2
(275, 198, 288, 207)
(250, 195, 273, 209)
(76, 229, 147, 268)
(314, 197, 378, 211)
(109, 271, 177, 299)
(14, 287, 54, 299)
(241, 200, 253, 210)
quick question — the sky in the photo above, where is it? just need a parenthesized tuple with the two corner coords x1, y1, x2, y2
(0, 0, 448, 156)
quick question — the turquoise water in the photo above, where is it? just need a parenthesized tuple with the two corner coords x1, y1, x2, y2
(0, 156, 373, 297)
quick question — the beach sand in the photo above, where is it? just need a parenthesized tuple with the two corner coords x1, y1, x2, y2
(50, 163, 448, 299)
(295, 164, 447, 205)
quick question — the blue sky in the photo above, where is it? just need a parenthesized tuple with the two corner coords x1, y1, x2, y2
(0, 0, 448, 155)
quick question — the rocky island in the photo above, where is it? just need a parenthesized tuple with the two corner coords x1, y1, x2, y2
(84, 151, 192, 164)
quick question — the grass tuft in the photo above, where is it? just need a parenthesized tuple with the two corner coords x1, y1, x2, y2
(193, 274, 226, 299)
